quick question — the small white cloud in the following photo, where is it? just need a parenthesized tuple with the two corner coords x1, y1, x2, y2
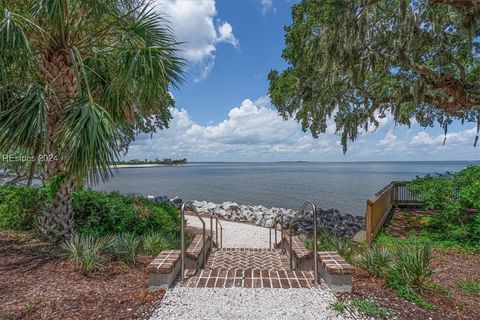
(261, 0, 276, 15)
(217, 22, 239, 47)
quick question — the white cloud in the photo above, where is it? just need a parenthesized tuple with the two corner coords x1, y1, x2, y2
(127, 98, 338, 161)
(154, 0, 238, 81)
(126, 99, 479, 161)
(217, 22, 239, 47)
(261, 0, 276, 15)
(374, 126, 479, 158)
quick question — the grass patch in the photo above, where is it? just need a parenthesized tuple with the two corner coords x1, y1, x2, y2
(375, 232, 478, 254)
(351, 297, 392, 317)
(426, 282, 452, 297)
(458, 281, 480, 293)
(331, 298, 392, 318)
(330, 301, 348, 315)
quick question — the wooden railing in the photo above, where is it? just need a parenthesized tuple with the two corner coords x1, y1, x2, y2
(365, 181, 420, 245)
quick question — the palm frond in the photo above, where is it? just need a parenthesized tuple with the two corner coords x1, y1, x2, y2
(0, 84, 46, 152)
(57, 99, 120, 184)
(0, 9, 32, 54)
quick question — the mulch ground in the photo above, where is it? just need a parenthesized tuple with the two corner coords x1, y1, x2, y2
(0, 231, 164, 320)
(344, 208, 480, 320)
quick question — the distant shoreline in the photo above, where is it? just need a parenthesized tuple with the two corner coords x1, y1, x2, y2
(111, 164, 187, 169)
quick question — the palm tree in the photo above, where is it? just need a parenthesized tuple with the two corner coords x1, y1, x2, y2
(0, 0, 184, 237)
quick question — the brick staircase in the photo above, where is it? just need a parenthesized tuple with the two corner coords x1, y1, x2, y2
(178, 248, 326, 289)
(148, 204, 354, 292)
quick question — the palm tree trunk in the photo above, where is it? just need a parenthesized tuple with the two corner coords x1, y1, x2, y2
(37, 176, 75, 237)
(26, 142, 40, 187)
(37, 47, 78, 238)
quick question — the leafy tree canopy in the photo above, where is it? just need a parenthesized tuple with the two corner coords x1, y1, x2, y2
(268, 0, 480, 152)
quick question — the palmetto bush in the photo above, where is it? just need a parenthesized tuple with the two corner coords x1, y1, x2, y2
(61, 234, 105, 276)
(112, 232, 141, 265)
(355, 244, 392, 278)
(317, 232, 357, 263)
(143, 232, 171, 257)
(387, 243, 434, 292)
(301, 232, 357, 263)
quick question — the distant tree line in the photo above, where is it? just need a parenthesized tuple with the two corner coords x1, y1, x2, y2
(114, 158, 187, 165)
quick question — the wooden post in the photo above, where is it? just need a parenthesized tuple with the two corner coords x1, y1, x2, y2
(365, 200, 373, 245)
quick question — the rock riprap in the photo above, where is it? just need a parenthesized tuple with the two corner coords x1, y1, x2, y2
(190, 200, 365, 238)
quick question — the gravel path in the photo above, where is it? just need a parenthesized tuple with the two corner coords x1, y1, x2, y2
(149, 287, 348, 320)
(185, 215, 272, 248)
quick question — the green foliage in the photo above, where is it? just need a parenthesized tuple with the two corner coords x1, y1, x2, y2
(0, 186, 50, 230)
(318, 232, 357, 263)
(143, 232, 172, 257)
(111, 232, 141, 265)
(375, 232, 478, 253)
(355, 244, 392, 277)
(350, 298, 392, 318)
(387, 243, 434, 291)
(409, 166, 480, 248)
(331, 298, 392, 318)
(269, 0, 480, 152)
(301, 232, 357, 262)
(0, 186, 181, 240)
(72, 189, 180, 237)
(458, 281, 480, 293)
(330, 301, 347, 316)
(61, 234, 105, 276)
(383, 243, 435, 309)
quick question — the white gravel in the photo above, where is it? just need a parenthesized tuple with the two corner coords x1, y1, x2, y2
(185, 215, 272, 248)
(149, 287, 349, 320)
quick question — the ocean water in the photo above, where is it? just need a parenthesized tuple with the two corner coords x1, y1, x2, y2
(94, 161, 477, 216)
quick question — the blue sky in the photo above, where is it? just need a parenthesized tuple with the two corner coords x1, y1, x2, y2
(126, 0, 480, 162)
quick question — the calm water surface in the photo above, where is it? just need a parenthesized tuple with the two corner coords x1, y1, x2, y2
(94, 161, 478, 216)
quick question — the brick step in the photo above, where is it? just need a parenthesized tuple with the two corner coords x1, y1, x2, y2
(178, 268, 325, 289)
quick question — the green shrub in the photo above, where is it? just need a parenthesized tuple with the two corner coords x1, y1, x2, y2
(61, 234, 104, 276)
(112, 232, 141, 264)
(143, 232, 171, 256)
(409, 166, 480, 248)
(0, 186, 50, 230)
(385, 242, 434, 309)
(0, 186, 181, 242)
(301, 232, 357, 262)
(317, 232, 357, 263)
(356, 244, 392, 277)
(72, 190, 180, 238)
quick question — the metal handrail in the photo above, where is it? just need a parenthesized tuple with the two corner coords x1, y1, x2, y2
(288, 200, 318, 284)
(208, 209, 223, 249)
(269, 214, 283, 249)
(180, 201, 206, 281)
